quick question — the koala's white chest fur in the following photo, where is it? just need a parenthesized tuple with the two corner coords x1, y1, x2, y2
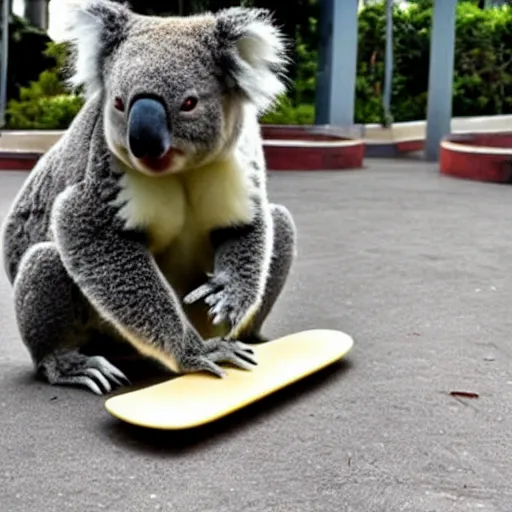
(115, 155, 254, 294)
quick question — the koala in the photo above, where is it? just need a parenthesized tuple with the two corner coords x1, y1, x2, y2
(1, 0, 297, 395)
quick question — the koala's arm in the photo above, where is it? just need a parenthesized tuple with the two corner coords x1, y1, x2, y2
(51, 165, 256, 376)
(51, 181, 193, 372)
(185, 190, 273, 338)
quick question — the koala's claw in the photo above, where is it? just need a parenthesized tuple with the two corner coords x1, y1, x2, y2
(39, 351, 130, 395)
(207, 339, 258, 371)
(183, 275, 225, 305)
(88, 355, 131, 387)
(208, 296, 248, 328)
(184, 273, 252, 329)
(182, 338, 257, 378)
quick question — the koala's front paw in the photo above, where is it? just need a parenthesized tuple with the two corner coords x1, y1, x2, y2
(180, 338, 257, 378)
(183, 271, 257, 329)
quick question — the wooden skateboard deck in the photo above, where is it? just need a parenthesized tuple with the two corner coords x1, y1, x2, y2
(104, 329, 353, 430)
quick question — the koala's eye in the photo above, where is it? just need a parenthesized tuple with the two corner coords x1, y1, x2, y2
(180, 96, 198, 112)
(114, 97, 125, 112)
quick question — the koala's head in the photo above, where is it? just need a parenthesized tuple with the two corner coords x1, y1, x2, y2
(64, 0, 288, 176)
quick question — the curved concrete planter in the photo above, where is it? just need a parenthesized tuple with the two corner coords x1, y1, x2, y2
(0, 151, 41, 171)
(440, 132, 512, 183)
(3, 115, 512, 170)
(261, 126, 364, 170)
(0, 126, 365, 172)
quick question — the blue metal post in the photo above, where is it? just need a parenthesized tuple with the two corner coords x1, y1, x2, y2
(315, 0, 359, 127)
(425, 0, 457, 162)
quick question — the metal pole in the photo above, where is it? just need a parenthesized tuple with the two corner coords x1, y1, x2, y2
(24, 0, 50, 31)
(328, 0, 359, 127)
(0, 0, 9, 128)
(382, 0, 393, 126)
(424, 0, 457, 162)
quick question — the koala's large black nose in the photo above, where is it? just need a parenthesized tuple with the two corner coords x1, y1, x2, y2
(128, 97, 171, 159)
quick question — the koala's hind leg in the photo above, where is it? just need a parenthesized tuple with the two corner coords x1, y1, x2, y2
(241, 203, 296, 343)
(13, 242, 129, 395)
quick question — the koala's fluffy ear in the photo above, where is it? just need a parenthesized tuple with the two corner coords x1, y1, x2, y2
(214, 7, 289, 113)
(63, 0, 132, 98)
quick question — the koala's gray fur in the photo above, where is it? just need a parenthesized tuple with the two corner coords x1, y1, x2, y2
(1, 0, 297, 395)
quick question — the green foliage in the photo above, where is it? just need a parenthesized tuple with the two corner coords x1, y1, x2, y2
(8, 0, 512, 129)
(266, 0, 512, 125)
(4, 14, 56, 103)
(6, 42, 85, 130)
(293, 15, 318, 106)
(7, 94, 84, 130)
(260, 96, 315, 125)
(356, 1, 433, 123)
(355, 0, 512, 123)
(260, 11, 318, 124)
(452, 1, 512, 116)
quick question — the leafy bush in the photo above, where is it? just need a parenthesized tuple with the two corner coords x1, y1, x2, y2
(6, 42, 85, 130)
(260, 96, 315, 125)
(7, 0, 512, 129)
(3, 14, 56, 104)
(355, 0, 512, 123)
(452, 2, 512, 116)
(260, 13, 317, 125)
(7, 93, 84, 130)
(264, 0, 512, 125)
(293, 15, 319, 106)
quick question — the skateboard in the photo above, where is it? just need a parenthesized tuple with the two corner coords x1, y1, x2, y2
(104, 329, 354, 430)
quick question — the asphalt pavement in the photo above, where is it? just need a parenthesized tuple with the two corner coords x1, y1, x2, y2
(1, 158, 512, 511)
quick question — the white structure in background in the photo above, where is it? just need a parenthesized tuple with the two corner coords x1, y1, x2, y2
(358, 0, 411, 8)
(12, 0, 66, 40)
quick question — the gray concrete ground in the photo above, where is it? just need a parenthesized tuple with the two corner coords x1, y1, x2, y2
(1, 158, 512, 512)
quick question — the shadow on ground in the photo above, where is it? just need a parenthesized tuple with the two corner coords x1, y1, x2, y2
(100, 359, 353, 455)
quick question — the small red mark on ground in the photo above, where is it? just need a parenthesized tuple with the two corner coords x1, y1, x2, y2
(450, 391, 479, 399)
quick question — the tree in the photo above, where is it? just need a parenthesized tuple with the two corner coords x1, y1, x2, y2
(3, 13, 55, 102)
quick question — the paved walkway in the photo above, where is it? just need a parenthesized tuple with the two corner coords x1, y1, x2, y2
(1, 158, 511, 511)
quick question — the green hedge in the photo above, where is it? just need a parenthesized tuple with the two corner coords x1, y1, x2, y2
(355, 0, 512, 124)
(263, 0, 512, 125)
(3, 14, 56, 105)
(6, 42, 84, 129)
(6, 1, 512, 129)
